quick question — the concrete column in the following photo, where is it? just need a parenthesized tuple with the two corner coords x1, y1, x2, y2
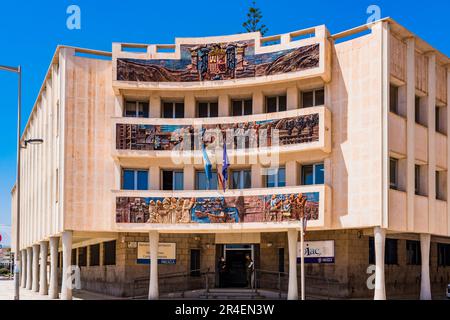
(61, 231, 73, 300)
(39, 241, 48, 295)
(184, 165, 195, 190)
(148, 231, 159, 300)
(26, 247, 32, 289)
(20, 249, 27, 288)
(373, 227, 386, 300)
(420, 234, 432, 300)
(185, 94, 196, 118)
(253, 91, 264, 114)
(49, 237, 59, 299)
(32, 244, 39, 292)
(251, 164, 263, 188)
(427, 54, 436, 232)
(406, 38, 416, 231)
(149, 166, 160, 190)
(287, 86, 299, 110)
(149, 96, 161, 118)
(285, 161, 298, 186)
(218, 95, 229, 117)
(287, 229, 298, 300)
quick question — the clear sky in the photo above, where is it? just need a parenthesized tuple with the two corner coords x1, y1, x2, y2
(0, 0, 449, 233)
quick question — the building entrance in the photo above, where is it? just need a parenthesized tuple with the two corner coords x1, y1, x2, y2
(221, 244, 254, 288)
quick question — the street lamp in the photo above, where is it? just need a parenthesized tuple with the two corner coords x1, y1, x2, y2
(0, 64, 23, 300)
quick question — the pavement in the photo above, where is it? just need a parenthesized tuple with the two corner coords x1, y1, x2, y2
(0, 279, 124, 300)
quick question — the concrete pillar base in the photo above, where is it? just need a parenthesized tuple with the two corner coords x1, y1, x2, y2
(39, 241, 49, 295)
(374, 227, 386, 300)
(49, 237, 59, 299)
(61, 231, 73, 300)
(420, 234, 432, 300)
(287, 229, 298, 300)
(148, 231, 159, 300)
(26, 247, 32, 290)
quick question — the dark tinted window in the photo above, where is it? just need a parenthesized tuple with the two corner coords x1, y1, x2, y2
(266, 97, 277, 113)
(78, 247, 87, 267)
(406, 240, 421, 265)
(90, 244, 100, 266)
(390, 85, 398, 114)
(190, 249, 201, 276)
(163, 102, 173, 118)
(438, 243, 450, 266)
(302, 91, 314, 108)
(175, 103, 184, 118)
(198, 103, 208, 117)
(103, 241, 116, 266)
(385, 239, 398, 265)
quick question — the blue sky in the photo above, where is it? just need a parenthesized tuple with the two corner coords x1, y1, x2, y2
(0, 0, 449, 233)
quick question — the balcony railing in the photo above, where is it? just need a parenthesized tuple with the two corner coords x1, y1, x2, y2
(113, 185, 331, 232)
(112, 107, 331, 159)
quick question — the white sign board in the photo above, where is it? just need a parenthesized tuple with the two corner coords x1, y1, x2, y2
(297, 240, 335, 264)
(137, 242, 176, 264)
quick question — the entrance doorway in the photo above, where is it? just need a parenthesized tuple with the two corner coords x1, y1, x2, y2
(222, 244, 254, 288)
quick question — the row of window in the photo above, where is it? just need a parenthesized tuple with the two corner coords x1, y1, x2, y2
(122, 164, 324, 191)
(390, 157, 446, 199)
(123, 88, 325, 119)
(369, 238, 450, 266)
(390, 84, 446, 134)
(60, 241, 116, 267)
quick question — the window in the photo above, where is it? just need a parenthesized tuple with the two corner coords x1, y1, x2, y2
(278, 248, 285, 273)
(190, 249, 201, 277)
(415, 96, 423, 125)
(415, 165, 421, 195)
(390, 85, 399, 114)
(301, 163, 324, 185)
(230, 169, 252, 189)
(124, 101, 149, 118)
(265, 167, 286, 188)
(368, 238, 398, 265)
(438, 243, 450, 267)
(436, 171, 446, 200)
(90, 244, 100, 266)
(197, 101, 218, 118)
(103, 241, 116, 266)
(368, 238, 375, 265)
(266, 95, 287, 113)
(390, 158, 398, 190)
(195, 170, 218, 190)
(71, 249, 77, 265)
(162, 170, 184, 190)
(232, 99, 252, 116)
(162, 101, 184, 118)
(406, 240, 421, 265)
(435, 106, 445, 134)
(302, 88, 324, 108)
(78, 247, 87, 267)
(122, 169, 148, 190)
(385, 239, 398, 265)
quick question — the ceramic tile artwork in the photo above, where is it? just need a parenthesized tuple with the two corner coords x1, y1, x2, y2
(116, 192, 320, 224)
(117, 41, 320, 82)
(116, 113, 320, 151)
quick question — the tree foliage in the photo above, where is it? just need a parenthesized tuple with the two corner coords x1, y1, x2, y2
(242, 1, 268, 36)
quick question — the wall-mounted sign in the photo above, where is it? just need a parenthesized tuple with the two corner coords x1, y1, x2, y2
(297, 240, 334, 264)
(137, 242, 176, 265)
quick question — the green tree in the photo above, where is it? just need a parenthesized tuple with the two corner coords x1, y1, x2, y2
(242, 1, 268, 36)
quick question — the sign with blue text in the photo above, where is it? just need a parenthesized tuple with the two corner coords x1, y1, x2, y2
(137, 242, 176, 264)
(297, 240, 334, 264)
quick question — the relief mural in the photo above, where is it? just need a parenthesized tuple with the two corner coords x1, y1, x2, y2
(116, 113, 319, 151)
(116, 192, 319, 224)
(117, 41, 319, 82)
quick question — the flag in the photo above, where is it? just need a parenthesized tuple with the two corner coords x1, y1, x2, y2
(201, 128, 212, 190)
(221, 139, 230, 192)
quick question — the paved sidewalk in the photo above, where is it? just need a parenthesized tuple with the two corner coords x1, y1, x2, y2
(0, 279, 124, 300)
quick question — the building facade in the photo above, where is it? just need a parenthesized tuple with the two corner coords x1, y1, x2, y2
(11, 18, 450, 300)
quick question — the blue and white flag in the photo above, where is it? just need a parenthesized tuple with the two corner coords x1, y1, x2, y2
(221, 139, 230, 192)
(201, 128, 212, 190)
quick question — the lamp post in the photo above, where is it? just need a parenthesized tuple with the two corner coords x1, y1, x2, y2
(0, 64, 21, 300)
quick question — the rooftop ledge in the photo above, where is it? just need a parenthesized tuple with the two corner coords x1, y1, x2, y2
(112, 107, 332, 160)
(112, 25, 331, 91)
(113, 185, 332, 232)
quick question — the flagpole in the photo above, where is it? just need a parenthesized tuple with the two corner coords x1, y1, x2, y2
(300, 216, 305, 300)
